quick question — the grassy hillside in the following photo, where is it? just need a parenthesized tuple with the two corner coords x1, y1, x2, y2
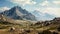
(0, 20, 60, 34)
(0, 17, 60, 34)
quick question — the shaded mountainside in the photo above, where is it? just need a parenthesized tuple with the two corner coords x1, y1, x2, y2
(0, 6, 36, 21)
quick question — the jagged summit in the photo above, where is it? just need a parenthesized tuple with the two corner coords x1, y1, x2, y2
(0, 6, 36, 21)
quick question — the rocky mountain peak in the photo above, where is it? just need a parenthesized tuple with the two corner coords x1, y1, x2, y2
(0, 6, 36, 21)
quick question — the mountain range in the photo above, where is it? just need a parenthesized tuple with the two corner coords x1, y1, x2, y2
(0, 6, 36, 21)
(31, 10, 55, 21)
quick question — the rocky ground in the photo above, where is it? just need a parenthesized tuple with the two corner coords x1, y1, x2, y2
(0, 17, 60, 34)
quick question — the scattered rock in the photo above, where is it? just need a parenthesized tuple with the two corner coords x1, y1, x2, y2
(10, 27, 15, 31)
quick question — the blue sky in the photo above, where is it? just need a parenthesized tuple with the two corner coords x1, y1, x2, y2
(0, 0, 60, 20)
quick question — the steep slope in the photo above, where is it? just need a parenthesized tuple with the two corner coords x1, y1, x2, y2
(0, 6, 36, 21)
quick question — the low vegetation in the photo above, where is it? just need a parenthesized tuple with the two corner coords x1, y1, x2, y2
(0, 17, 60, 34)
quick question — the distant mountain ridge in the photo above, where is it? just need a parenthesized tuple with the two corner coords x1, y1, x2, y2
(0, 6, 36, 21)
(31, 10, 55, 21)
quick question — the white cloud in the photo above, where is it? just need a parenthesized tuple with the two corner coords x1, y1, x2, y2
(53, 1, 60, 4)
(35, 7, 60, 17)
(39, 0, 49, 6)
(9, 0, 36, 6)
(0, 7, 10, 11)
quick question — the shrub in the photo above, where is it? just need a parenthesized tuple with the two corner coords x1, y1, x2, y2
(57, 26, 60, 31)
(24, 29, 31, 33)
(52, 32, 58, 34)
(42, 30, 52, 34)
(37, 32, 42, 34)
